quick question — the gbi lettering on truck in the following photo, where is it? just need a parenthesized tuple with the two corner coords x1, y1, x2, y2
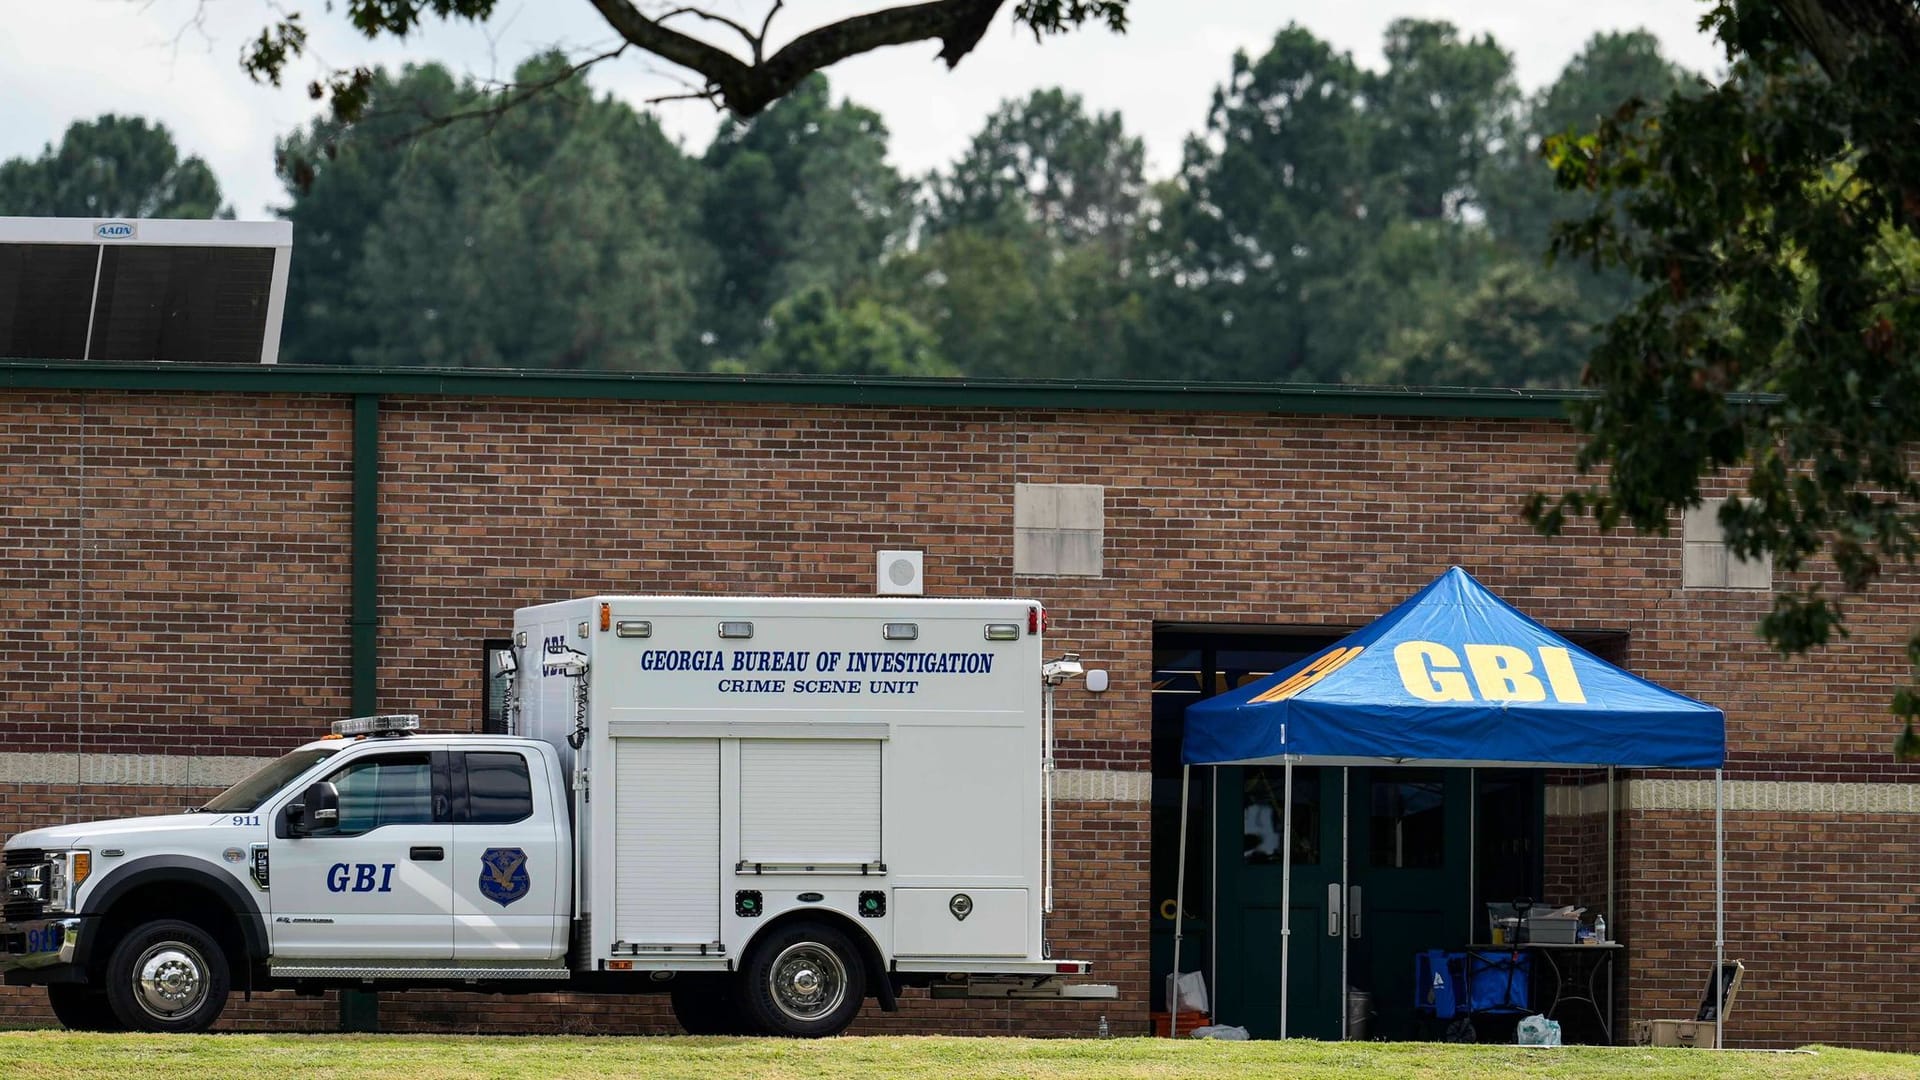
(1, 596, 1113, 1035)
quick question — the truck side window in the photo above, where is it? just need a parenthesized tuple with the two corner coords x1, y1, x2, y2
(326, 752, 435, 835)
(464, 751, 532, 825)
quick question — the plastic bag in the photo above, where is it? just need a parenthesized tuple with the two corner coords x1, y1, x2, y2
(1189, 1024, 1249, 1040)
(1516, 1014, 1562, 1047)
(1165, 970, 1210, 1014)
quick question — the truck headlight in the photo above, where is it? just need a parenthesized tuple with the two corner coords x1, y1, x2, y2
(46, 850, 90, 913)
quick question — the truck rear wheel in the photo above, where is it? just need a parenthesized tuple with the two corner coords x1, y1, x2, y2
(47, 984, 124, 1032)
(737, 921, 866, 1038)
(102, 919, 230, 1033)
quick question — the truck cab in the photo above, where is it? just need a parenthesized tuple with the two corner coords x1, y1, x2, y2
(4, 716, 571, 1032)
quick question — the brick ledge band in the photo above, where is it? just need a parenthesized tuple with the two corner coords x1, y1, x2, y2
(1547, 778, 1920, 815)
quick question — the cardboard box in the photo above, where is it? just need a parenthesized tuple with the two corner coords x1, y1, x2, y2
(1153, 1011, 1210, 1037)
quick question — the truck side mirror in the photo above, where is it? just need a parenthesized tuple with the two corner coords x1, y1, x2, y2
(290, 781, 340, 836)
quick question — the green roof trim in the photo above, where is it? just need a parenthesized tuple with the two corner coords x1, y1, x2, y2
(0, 359, 1590, 419)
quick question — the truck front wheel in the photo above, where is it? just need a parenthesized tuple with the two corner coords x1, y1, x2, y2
(46, 984, 124, 1031)
(102, 919, 230, 1033)
(737, 921, 866, 1038)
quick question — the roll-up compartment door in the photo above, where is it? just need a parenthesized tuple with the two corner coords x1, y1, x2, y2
(614, 738, 719, 945)
(740, 739, 880, 864)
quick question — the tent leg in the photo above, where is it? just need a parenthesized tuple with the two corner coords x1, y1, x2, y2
(1606, 767, 1616, 938)
(1715, 768, 1725, 1050)
(1280, 758, 1293, 1040)
(1172, 764, 1191, 1039)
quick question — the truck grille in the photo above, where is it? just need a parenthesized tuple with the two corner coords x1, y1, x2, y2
(4, 848, 48, 921)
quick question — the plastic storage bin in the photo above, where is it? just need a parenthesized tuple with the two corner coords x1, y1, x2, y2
(1485, 902, 1580, 944)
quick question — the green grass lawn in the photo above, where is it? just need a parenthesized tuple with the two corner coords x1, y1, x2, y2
(0, 1033, 1912, 1080)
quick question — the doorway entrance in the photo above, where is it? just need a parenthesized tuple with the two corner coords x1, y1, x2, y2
(1152, 628, 1546, 1040)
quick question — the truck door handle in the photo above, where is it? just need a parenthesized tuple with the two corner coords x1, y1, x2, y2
(410, 846, 444, 861)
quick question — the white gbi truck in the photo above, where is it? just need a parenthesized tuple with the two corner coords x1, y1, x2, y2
(2, 596, 1114, 1035)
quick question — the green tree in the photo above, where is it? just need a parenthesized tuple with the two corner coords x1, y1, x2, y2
(894, 88, 1148, 379)
(1362, 261, 1587, 387)
(927, 88, 1146, 254)
(699, 75, 909, 362)
(1150, 21, 1520, 383)
(277, 54, 709, 369)
(1525, 0, 1920, 748)
(1367, 19, 1519, 222)
(0, 115, 227, 218)
(1145, 25, 1372, 381)
(747, 285, 952, 377)
(1479, 31, 1695, 318)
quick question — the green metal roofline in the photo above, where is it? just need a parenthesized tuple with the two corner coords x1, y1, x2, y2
(0, 358, 1591, 419)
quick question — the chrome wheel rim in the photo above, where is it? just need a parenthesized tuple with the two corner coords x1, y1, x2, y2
(769, 941, 846, 1023)
(132, 941, 209, 1020)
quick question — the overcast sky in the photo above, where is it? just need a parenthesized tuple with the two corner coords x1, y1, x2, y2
(1, 2, 1726, 220)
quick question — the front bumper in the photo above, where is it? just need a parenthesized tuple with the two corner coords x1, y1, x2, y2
(1, 916, 83, 981)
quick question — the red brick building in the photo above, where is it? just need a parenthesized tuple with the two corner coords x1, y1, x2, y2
(2, 363, 1916, 1047)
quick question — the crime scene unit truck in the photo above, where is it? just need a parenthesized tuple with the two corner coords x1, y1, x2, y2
(2, 596, 1113, 1035)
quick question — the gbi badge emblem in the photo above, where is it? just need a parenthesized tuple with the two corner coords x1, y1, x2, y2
(479, 847, 529, 907)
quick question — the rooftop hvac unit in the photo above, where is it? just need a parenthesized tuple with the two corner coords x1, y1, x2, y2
(0, 217, 292, 365)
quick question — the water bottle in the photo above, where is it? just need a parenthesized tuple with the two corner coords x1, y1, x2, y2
(1098, 1014, 1110, 1038)
(1593, 915, 1607, 943)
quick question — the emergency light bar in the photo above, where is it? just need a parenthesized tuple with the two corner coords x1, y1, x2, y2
(332, 714, 421, 737)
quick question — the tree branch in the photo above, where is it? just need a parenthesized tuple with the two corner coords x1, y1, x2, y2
(1773, 0, 1920, 82)
(653, 6, 764, 60)
(586, 0, 1008, 117)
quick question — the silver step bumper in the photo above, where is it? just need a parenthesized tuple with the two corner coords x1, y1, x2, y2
(1, 917, 81, 972)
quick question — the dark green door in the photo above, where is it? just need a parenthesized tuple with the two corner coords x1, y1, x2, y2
(1212, 764, 1344, 1038)
(1213, 765, 1481, 1040)
(1346, 767, 1474, 1040)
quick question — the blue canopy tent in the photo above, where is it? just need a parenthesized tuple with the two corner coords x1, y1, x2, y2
(1170, 568, 1727, 1041)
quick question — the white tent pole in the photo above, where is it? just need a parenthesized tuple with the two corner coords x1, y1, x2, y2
(1281, 757, 1294, 1039)
(1210, 778, 1219, 1008)
(1715, 768, 1725, 1050)
(1171, 764, 1191, 1039)
(1606, 767, 1616, 936)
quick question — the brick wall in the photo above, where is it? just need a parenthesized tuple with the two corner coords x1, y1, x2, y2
(0, 392, 353, 757)
(5, 388, 1920, 1047)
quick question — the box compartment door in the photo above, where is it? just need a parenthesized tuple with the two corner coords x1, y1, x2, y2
(894, 888, 1027, 957)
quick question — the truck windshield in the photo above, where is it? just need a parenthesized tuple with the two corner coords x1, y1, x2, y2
(199, 748, 340, 814)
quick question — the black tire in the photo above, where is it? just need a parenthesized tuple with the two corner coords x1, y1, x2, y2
(736, 921, 866, 1038)
(102, 919, 230, 1033)
(47, 984, 124, 1032)
(670, 979, 757, 1036)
